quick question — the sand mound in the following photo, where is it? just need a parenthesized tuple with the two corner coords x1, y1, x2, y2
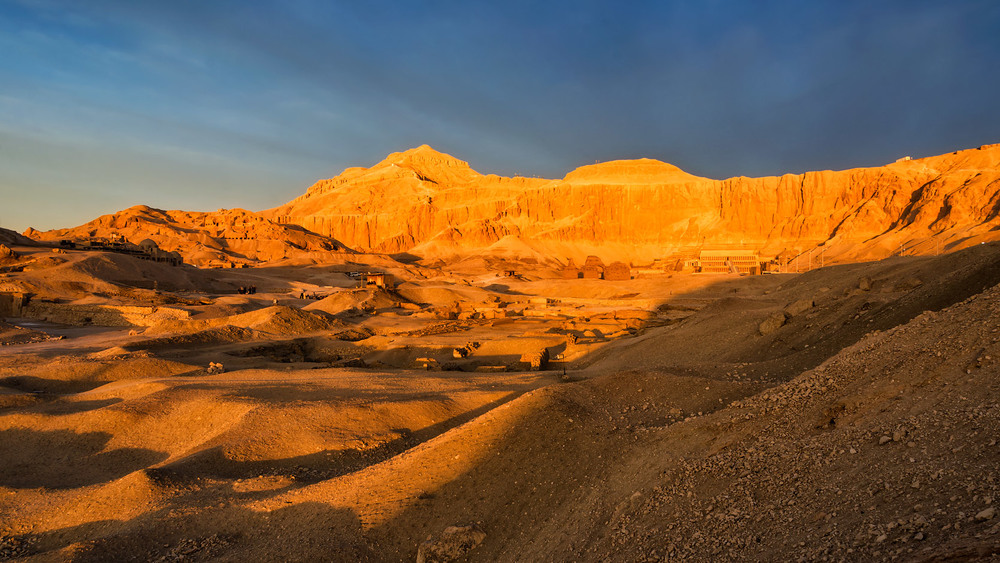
(146, 306, 338, 337)
(88, 346, 132, 359)
(0, 356, 194, 395)
(304, 288, 399, 315)
(394, 282, 492, 307)
(132, 326, 261, 351)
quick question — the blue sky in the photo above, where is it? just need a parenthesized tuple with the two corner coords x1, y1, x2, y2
(2, 0, 999, 232)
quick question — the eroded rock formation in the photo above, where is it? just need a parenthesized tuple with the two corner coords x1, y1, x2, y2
(267, 143, 1000, 264)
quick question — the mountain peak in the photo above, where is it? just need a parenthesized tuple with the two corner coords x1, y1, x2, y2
(379, 145, 469, 170)
(373, 145, 478, 184)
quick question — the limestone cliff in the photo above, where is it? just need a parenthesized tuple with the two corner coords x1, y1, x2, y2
(30, 143, 1000, 267)
(266, 143, 1000, 264)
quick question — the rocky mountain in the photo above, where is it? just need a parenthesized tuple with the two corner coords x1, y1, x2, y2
(27, 205, 348, 267)
(27, 142, 1000, 268)
(267, 143, 1000, 265)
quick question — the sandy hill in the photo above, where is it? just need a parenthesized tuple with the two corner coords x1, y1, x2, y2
(267, 143, 1000, 265)
(3, 246, 999, 561)
(26, 205, 349, 267)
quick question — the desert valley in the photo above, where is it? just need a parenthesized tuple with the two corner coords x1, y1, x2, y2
(2, 143, 1000, 562)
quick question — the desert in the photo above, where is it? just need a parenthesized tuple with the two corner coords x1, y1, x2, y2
(0, 142, 999, 562)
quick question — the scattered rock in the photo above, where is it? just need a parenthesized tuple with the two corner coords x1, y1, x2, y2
(416, 525, 486, 563)
(975, 506, 996, 521)
(0, 535, 36, 559)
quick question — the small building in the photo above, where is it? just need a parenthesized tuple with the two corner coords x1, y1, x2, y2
(698, 250, 761, 275)
(604, 261, 631, 281)
(364, 272, 393, 289)
(137, 239, 160, 253)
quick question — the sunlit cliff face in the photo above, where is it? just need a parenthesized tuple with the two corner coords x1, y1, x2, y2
(265, 143, 1000, 262)
(27, 143, 1000, 268)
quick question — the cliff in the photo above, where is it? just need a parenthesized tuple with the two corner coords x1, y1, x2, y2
(266, 143, 1000, 264)
(30, 142, 1000, 267)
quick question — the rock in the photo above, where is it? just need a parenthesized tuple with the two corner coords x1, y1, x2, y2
(879, 435, 892, 445)
(784, 299, 814, 317)
(416, 525, 486, 563)
(975, 507, 996, 521)
(893, 278, 923, 292)
(759, 312, 787, 336)
(859, 277, 872, 291)
(0, 244, 17, 261)
(206, 362, 225, 374)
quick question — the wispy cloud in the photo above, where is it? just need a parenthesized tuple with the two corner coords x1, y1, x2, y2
(1, 0, 999, 231)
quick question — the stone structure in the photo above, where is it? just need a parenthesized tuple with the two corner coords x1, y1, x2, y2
(699, 250, 761, 275)
(519, 348, 550, 371)
(561, 258, 581, 279)
(604, 261, 631, 281)
(364, 272, 392, 289)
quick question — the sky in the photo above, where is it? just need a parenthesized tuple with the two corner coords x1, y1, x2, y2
(2, 0, 999, 232)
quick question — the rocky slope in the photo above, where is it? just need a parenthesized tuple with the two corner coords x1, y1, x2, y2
(27, 205, 348, 267)
(267, 143, 1000, 264)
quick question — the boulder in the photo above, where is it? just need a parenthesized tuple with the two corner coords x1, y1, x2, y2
(0, 244, 17, 261)
(416, 525, 486, 563)
(784, 298, 814, 317)
(759, 312, 787, 335)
